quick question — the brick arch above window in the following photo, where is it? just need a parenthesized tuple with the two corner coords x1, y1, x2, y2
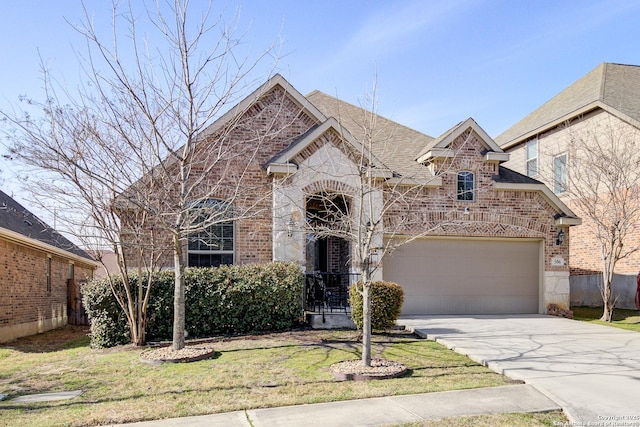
(301, 180, 357, 197)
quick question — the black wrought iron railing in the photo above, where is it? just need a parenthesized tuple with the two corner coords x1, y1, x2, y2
(304, 272, 361, 313)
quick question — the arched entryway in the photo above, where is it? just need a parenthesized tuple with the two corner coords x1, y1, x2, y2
(304, 193, 358, 311)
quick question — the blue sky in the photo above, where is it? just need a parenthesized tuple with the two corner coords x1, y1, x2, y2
(2, 0, 640, 217)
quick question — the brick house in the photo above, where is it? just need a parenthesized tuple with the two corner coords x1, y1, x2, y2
(129, 74, 580, 315)
(496, 62, 640, 308)
(0, 190, 98, 342)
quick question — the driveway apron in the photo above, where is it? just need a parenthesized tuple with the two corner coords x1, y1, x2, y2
(399, 314, 640, 424)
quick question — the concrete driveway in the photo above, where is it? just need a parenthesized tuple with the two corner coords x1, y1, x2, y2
(398, 314, 640, 424)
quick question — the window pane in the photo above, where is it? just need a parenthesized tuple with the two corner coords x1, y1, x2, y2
(526, 139, 537, 159)
(457, 171, 474, 201)
(527, 159, 538, 177)
(188, 253, 233, 268)
(526, 139, 538, 177)
(186, 198, 235, 267)
(554, 154, 567, 194)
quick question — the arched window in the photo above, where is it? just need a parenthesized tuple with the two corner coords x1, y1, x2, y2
(457, 171, 475, 201)
(187, 199, 234, 267)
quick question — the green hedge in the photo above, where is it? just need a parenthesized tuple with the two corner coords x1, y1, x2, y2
(82, 262, 304, 348)
(349, 280, 404, 331)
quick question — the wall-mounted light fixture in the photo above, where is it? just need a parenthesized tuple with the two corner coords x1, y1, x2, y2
(287, 218, 295, 237)
(464, 206, 470, 215)
(556, 229, 565, 246)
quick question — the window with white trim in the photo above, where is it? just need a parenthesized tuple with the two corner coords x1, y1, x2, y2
(526, 138, 538, 177)
(187, 200, 234, 268)
(553, 153, 567, 194)
(457, 171, 475, 201)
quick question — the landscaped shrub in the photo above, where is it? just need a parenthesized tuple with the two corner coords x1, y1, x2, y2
(82, 262, 304, 348)
(349, 280, 404, 330)
(82, 275, 134, 348)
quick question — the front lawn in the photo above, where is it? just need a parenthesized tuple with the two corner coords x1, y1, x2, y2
(0, 326, 558, 427)
(572, 306, 640, 332)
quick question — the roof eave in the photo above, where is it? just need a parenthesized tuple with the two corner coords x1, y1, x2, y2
(416, 148, 454, 164)
(367, 168, 394, 180)
(0, 227, 100, 267)
(266, 163, 298, 176)
(484, 152, 510, 163)
(500, 102, 604, 150)
(556, 217, 582, 226)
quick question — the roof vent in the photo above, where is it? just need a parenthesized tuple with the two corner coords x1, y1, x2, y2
(23, 219, 33, 226)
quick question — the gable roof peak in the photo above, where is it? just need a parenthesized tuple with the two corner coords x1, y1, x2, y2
(416, 117, 505, 163)
(497, 62, 640, 148)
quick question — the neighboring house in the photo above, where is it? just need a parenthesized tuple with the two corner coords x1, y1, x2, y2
(496, 62, 640, 308)
(0, 190, 98, 342)
(127, 74, 580, 316)
(93, 251, 119, 279)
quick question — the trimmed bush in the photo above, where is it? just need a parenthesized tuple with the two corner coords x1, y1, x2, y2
(82, 275, 136, 348)
(349, 280, 404, 330)
(82, 262, 304, 348)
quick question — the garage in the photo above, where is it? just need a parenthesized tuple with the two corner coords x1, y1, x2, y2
(382, 238, 541, 315)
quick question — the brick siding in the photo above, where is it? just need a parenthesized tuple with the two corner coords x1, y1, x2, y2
(384, 131, 568, 271)
(0, 237, 94, 342)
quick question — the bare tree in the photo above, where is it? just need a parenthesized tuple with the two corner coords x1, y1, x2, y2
(0, 86, 166, 345)
(563, 118, 640, 321)
(285, 78, 481, 367)
(1, 0, 283, 350)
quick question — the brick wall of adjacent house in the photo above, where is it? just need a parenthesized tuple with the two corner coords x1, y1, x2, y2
(0, 238, 94, 342)
(504, 110, 640, 276)
(385, 130, 569, 272)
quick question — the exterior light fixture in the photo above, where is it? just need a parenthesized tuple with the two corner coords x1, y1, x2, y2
(464, 207, 470, 215)
(287, 218, 295, 237)
(556, 229, 565, 245)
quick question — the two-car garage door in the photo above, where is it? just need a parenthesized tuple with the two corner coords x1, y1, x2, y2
(382, 238, 541, 315)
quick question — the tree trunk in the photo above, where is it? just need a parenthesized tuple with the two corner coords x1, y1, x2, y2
(361, 282, 372, 366)
(172, 235, 186, 350)
(600, 275, 614, 322)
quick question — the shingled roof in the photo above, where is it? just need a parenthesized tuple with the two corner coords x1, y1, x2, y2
(496, 63, 640, 149)
(0, 189, 94, 261)
(305, 90, 436, 181)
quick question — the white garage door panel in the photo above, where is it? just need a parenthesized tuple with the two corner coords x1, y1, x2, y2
(383, 239, 540, 315)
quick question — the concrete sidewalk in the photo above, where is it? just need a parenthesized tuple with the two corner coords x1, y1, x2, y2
(108, 384, 559, 427)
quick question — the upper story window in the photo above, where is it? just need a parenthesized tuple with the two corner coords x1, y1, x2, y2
(526, 138, 538, 177)
(553, 153, 567, 194)
(457, 171, 475, 201)
(187, 199, 234, 268)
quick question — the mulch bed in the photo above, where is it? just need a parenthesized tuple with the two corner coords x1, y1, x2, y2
(139, 343, 217, 365)
(330, 358, 408, 381)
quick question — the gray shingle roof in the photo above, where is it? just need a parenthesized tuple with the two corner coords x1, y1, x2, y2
(305, 90, 436, 179)
(496, 63, 640, 147)
(493, 167, 544, 185)
(0, 190, 94, 260)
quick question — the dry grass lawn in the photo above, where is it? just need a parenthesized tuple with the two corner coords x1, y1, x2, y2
(572, 306, 640, 332)
(0, 326, 566, 427)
